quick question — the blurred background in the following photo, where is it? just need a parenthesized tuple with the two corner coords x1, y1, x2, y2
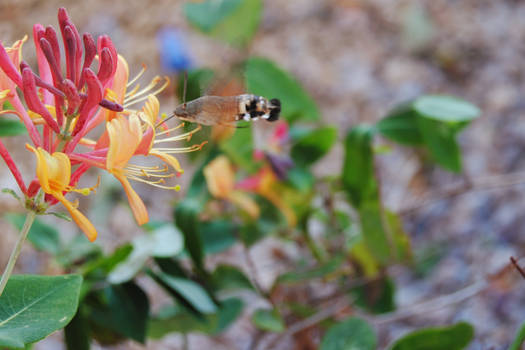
(1, 0, 525, 349)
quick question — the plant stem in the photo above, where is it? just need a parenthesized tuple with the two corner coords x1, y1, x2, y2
(0, 210, 36, 296)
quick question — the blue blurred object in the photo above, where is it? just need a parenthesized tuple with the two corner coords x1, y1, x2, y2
(157, 28, 192, 73)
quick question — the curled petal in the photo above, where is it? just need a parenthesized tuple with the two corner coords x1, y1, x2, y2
(115, 174, 149, 225)
(54, 192, 97, 241)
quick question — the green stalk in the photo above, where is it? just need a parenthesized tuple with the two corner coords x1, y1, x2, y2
(0, 210, 36, 296)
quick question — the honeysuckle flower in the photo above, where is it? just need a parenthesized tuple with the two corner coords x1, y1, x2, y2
(0, 7, 203, 242)
(70, 95, 204, 225)
(26, 145, 98, 241)
(204, 155, 259, 219)
(237, 166, 297, 227)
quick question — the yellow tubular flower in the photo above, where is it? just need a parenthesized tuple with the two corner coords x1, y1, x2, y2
(203, 156, 260, 219)
(26, 145, 97, 242)
(106, 114, 149, 225)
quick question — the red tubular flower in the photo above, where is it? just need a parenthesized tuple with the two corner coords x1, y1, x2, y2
(21, 67, 60, 133)
(71, 68, 103, 137)
(0, 140, 27, 195)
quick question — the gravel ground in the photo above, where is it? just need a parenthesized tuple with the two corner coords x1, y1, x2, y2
(1, 0, 525, 349)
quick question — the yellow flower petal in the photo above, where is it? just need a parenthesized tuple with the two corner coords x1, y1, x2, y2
(54, 193, 97, 242)
(114, 173, 149, 225)
(228, 190, 260, 219)
(203, 156, 235, 199)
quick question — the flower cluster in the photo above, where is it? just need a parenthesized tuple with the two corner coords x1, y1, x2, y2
(0, 8, 202, 241)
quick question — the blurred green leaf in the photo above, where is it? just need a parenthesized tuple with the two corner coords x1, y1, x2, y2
(211, 265, 254, 292)
(88, 282, 149, 343)
(201, 219, 237, 255)
(175, 199, 205, 271)
(108, 225, 183, 284)
(148, 298, 243, 338)
(155, 257, 190, 278)
(210, 0, 262, 46)
(56, 235, 101, 267)
(377, 102, 423, 145)
(342, 125, 377, 207)
(389, 322, 474, 350)
(64, 306, 90, 350)
(277, 255, 344, 285)
(413, 95, 480, 123)
(152, 272, 217, 314)
(184, 0, 242, 32)
(245, 57, 320, 122)
(6, 214, 60, 255)
(252, 308, 285, 332)
(417, 116, 462, 172)
(359, 200, 392, 264)
(320, 317, 377, 350)
(0, 119, 26, 137)
(82, 244, 132, 277)
(220, 127, 257, 172)
(291, 126, 337, 167)
(286, 166, 315, 192)
(385, 210, 412, 262)
(352, 278, 396, 314)
(509, 321, 525, 350)
(0, 275, 82, 349)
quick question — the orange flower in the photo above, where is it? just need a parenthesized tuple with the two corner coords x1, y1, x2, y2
(26, 145, 98, 241)
(204, 156, 259, 219)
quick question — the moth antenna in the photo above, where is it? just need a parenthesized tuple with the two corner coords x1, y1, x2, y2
(182, 70, 188, 110)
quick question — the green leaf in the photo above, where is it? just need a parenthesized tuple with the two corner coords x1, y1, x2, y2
(413, 95, 480, 123)
(81, 244, 132, 277)
(245, 57, 320, 122)
(352, 278, 396, 314)
(0, 119, 26, 137)
(277, 255, 344, 285)
(88, 282, 149, 343)
(148, 298, 243, 338)
(359, 200, 392, 264)
(385, 210, 412, 262)
(184, 0, 261, 47)
(342, 125, 377, 207)
(320, 317, 377, 350)
(6, 214, 60, 255)
(389, 322, 474, 350)
(107, 225, 184, 284)
(175, 200, 204, 271)
(509, 321, 525, 350)
(252, 308, 285, 332)
(417, 116, 461, 172)
(152, 272, 217, 314)
(0, 274, 82, 348)
(291, 126, 337, 167)
(286, 166, 315, 192)
(201, 220, 237, 255)
(184, 0, 242, 32)
(377, 102, 423, 145)
(210, 0, 262, 46)
(64, 306, 90, 350)
(211, 265, 254, 292)
(220, 126, 257, 172)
